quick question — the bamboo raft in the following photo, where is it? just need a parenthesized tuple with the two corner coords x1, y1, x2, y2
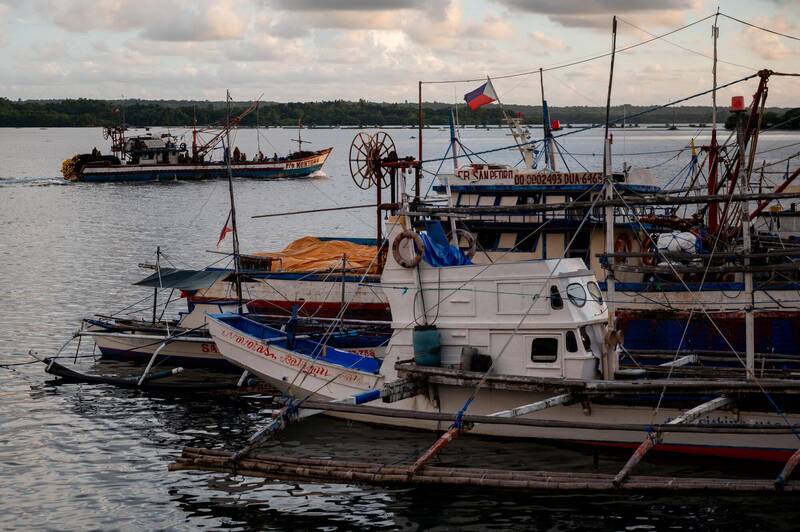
(169, 447, 800, 493)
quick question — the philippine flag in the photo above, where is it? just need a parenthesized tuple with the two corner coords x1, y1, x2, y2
(463, 79, 497, 111)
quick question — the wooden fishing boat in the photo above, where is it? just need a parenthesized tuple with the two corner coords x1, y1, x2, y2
(61, 101, 331, 183)
(206, 218, 800, 462)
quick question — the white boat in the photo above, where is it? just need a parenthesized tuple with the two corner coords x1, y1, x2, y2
(208, 218, 800, 462)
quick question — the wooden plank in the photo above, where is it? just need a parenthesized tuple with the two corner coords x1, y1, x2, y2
(395, 362, 800, 394)
(488, 393, 574, 418)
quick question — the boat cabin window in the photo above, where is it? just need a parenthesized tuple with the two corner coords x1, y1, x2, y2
(587, 281, 603, 304)
(476, 231, 498, 252)
(531, 338, 559, 363)
(549, 286, 563, 310)
(579, 326, 592, 351)
(565, 331, 578, 353)
(515, 232, 538, 253)
(566, 283, 587, 307)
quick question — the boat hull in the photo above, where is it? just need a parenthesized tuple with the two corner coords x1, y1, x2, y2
(70, 148, 332, 183)
(85, 327, 236, 369)
(208, 314, 800, 462)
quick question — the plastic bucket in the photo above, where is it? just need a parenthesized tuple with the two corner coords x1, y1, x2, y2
(413, 325, 441, 367)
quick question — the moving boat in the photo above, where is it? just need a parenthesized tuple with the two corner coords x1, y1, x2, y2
(61, 101, 332, 182)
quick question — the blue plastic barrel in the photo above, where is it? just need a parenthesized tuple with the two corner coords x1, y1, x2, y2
(413, 325, 441, 367)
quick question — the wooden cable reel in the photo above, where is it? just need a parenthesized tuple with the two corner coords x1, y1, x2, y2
(349, 132, 395, 190)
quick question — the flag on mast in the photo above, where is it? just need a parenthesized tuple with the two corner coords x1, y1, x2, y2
(463, 79, 497, 110)
(217, 210, 233, 247)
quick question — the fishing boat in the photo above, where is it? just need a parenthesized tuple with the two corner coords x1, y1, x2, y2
(206, 217, 800, 462)
(190, 236, 389, 321)
(61, 102, 332, 182)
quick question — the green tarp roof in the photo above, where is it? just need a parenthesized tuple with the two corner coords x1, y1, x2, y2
(134, 268, 228, 290)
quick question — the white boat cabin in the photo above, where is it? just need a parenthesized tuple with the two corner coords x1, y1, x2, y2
(434, 165, 661, 282)
(381, 218, 609, 382)
(124, 133, 187, 165)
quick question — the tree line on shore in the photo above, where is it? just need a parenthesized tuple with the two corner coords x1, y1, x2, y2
(0, 97, 796, 129)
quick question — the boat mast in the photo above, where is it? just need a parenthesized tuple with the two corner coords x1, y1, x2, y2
(256, 101, 261, 157)
(417, 80, 423, 200)
(152, 246, 160, 324)
(492, 75, 534, 168)
(734, 101, 755, 378)
(446, 109, 460, 245)
(225, 90, 244, 314)
(539, 68, 557, 171)
(602, 16, 618, 380)
(708, 10, 720, 233)
(192, 106, 198, 161)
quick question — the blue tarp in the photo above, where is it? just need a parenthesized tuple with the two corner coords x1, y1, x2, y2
(420, 221, 473, 267)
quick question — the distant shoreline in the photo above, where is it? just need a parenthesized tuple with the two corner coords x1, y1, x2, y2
(0, 98, 796, 129)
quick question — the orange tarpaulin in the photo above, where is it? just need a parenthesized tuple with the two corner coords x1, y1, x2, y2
(254, 237, 380, 274)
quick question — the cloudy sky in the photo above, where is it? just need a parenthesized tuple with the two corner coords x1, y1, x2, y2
(1, 0, 798, 106)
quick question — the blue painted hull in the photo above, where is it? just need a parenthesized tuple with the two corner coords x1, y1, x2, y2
(77, 163, 326, 183)
(71, 148, 332, 183)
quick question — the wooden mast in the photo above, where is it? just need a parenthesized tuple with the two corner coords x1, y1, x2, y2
(416, 80, 423, 201)
(708, 10, 720, 233)
(736, 102, 755, 378)
(225, 90, 244, 314)
(539, 68, 556, 171)
(602, 16, 618, 380)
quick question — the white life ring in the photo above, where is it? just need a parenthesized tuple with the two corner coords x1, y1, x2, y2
(455, 229, 477, 258)
(392, 230, 424, 268)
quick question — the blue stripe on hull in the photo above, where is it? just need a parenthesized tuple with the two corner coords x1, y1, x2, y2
(620, 315, 800, 357)
(77, 163, 325, 183)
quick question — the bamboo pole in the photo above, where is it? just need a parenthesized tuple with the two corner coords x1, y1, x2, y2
(613, 396, 732, 486)
(170, 448, 798, 492)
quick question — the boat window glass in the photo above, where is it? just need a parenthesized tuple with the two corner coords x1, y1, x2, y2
(587, 281, 603, 304)
(567, 283, 587, 307)
(565, 331, 578, 353)
(579, 326, 592, 350)
(476, 231, 498, 251)
(531, 338, 559, 363)
(550, 285, 563, 310)
(515, 232, 538, 253)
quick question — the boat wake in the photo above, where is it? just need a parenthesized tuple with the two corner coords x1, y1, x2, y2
(0, 177, 67, 187)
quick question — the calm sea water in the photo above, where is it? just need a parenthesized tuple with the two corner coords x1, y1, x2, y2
(2, 126, 800, 530)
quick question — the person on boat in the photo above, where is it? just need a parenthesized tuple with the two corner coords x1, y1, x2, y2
(91, 147, 99, 157)
(257, 151, 264, 162)
(273, 152, 278, 161)
(233, 146, 241, 162)
(241, 152, 246, 162)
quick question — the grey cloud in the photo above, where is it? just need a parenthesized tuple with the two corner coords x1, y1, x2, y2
(495, 0, 693, 14)
(272, 0, 426, 11)
(495, 0, 693, 28)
